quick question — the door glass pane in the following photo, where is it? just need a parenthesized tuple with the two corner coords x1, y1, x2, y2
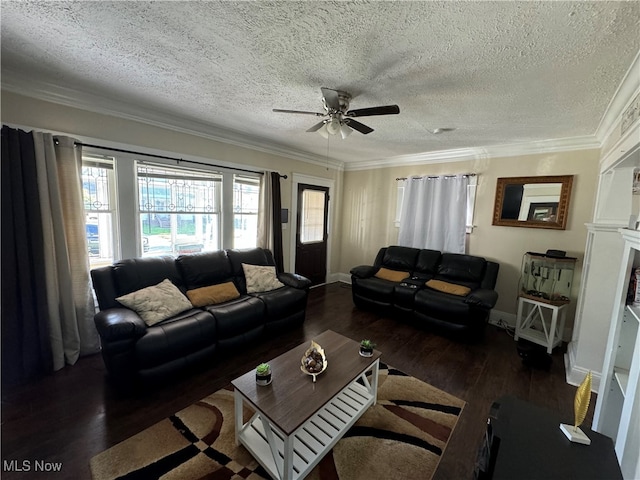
(301, 189, 325, 243)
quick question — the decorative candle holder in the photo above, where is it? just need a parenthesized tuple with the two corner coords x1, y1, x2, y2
(301, 340, 327, 383)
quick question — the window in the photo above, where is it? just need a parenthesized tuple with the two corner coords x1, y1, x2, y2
(395, 174, 478, 233)
(233, 175, 260, 248)
(466, 175, 478, 233)
(397, 175, 470, 253)
(137, 163, 222, 256)
(81, 149, 261, 262)
(82, 156, 117, 268)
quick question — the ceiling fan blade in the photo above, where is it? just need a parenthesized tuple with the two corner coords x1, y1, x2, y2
(344, 118, 374, 134)
(306, 120, 327, 132)
(321, 87, 341, 111)
(346, 105, 400, 117)
(273, 109, 325, 116)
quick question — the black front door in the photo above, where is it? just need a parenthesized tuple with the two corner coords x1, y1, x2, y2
(295, 183, 329, 286)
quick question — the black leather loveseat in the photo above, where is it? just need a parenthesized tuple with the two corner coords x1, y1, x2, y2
(91, 247, 311, 388)
(350, 246, 499, 338)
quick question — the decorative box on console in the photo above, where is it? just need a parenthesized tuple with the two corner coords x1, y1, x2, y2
(520, 251, 576, 305)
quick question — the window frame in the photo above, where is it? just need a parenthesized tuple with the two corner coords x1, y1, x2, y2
(136, 161, 224, 257)
(81, 147, 262, 262)
(232, 174, 261, 249)
(81, 154, 118, 268)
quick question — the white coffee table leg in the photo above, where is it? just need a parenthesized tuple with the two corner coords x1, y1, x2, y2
(234, 389, 243, 446)
(371, 359, 380, 405)
(283, 434, 294, 480)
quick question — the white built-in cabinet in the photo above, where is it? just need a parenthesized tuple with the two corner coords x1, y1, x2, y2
(593, 228, 640, 479)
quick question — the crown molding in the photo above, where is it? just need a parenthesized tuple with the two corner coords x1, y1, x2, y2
(2, 119, 299, 177)
(600, 123, 640, 173)
(343, 136, 601, 171)
(596, 49, 640, 145)
(2, 71, 603, 174)
(1, 74, 345, 172)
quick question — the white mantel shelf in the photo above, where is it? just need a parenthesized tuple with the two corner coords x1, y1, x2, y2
(620, 227, 640, 243)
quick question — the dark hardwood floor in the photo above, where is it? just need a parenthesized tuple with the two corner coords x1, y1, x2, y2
(1, 283, 592, 480)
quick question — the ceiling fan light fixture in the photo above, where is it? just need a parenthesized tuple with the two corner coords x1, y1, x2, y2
(317, 123, 329, 139)
(340, 123, 352, 139)
(277, 87, 399, 139)
(326, 118, 341, 136)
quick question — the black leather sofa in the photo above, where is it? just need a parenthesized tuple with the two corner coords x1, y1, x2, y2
(91, 248, 311, 388)
(350, 246, 499, 338)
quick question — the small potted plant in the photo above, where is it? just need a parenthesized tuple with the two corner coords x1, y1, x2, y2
(359, 339, 376, 357)
(255, 363, 272, 386)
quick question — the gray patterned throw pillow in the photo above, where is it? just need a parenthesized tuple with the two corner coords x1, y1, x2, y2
(116, 278, 193, 326)
(242, 263, 285, 293)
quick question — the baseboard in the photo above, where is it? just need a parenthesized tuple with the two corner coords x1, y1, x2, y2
(564, 341, 601, 392)
(332, 272, 352, 284)
(489, 309, 517, 329)
(310, 273, 350, 288)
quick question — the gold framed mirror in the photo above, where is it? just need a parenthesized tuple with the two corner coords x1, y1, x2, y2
(492, 175, 573, 229)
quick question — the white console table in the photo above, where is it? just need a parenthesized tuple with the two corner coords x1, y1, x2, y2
(514, 296, 567, 354)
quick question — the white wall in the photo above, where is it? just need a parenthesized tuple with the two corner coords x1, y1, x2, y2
(338, 150, 600, 335)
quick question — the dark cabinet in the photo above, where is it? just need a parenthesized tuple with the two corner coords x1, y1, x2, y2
(475, 396, 622, 480)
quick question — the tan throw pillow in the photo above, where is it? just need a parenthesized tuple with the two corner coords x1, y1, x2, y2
(374, 267, 409, 282)
(186, 282, 240, 307)
(426, 279, 471, 296)
(242, 263, 285, 293)
(116, 278, 193, 326)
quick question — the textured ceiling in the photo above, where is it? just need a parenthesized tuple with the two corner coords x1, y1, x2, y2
(1, 1, 639, 166)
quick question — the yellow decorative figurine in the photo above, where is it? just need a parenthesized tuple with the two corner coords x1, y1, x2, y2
(560, 371, 592, 445)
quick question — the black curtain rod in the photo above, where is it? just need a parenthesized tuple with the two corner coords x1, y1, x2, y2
(396, 173, 476, 181)
(61, 139, 288, 179)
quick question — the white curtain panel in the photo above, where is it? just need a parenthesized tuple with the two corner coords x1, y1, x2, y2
(398, 175, 469, 254)
(33, 133, 99, 369)
(256, 170, 274, 251)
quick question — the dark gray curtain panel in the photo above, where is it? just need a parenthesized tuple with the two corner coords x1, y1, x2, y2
(270, 171, 284, 272)
(1, 125, 53, 386)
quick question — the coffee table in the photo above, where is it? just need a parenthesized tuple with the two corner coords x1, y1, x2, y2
(232, 330, 381, 480)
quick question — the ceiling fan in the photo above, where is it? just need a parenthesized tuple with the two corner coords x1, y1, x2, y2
(273, 87, 400, 139)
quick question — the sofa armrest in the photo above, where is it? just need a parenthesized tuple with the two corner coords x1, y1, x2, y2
(278, 272, 312, 290)
(350, 265, 377, 278)
(464, 289, 499, 309)
(94, 308, 147, 342)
